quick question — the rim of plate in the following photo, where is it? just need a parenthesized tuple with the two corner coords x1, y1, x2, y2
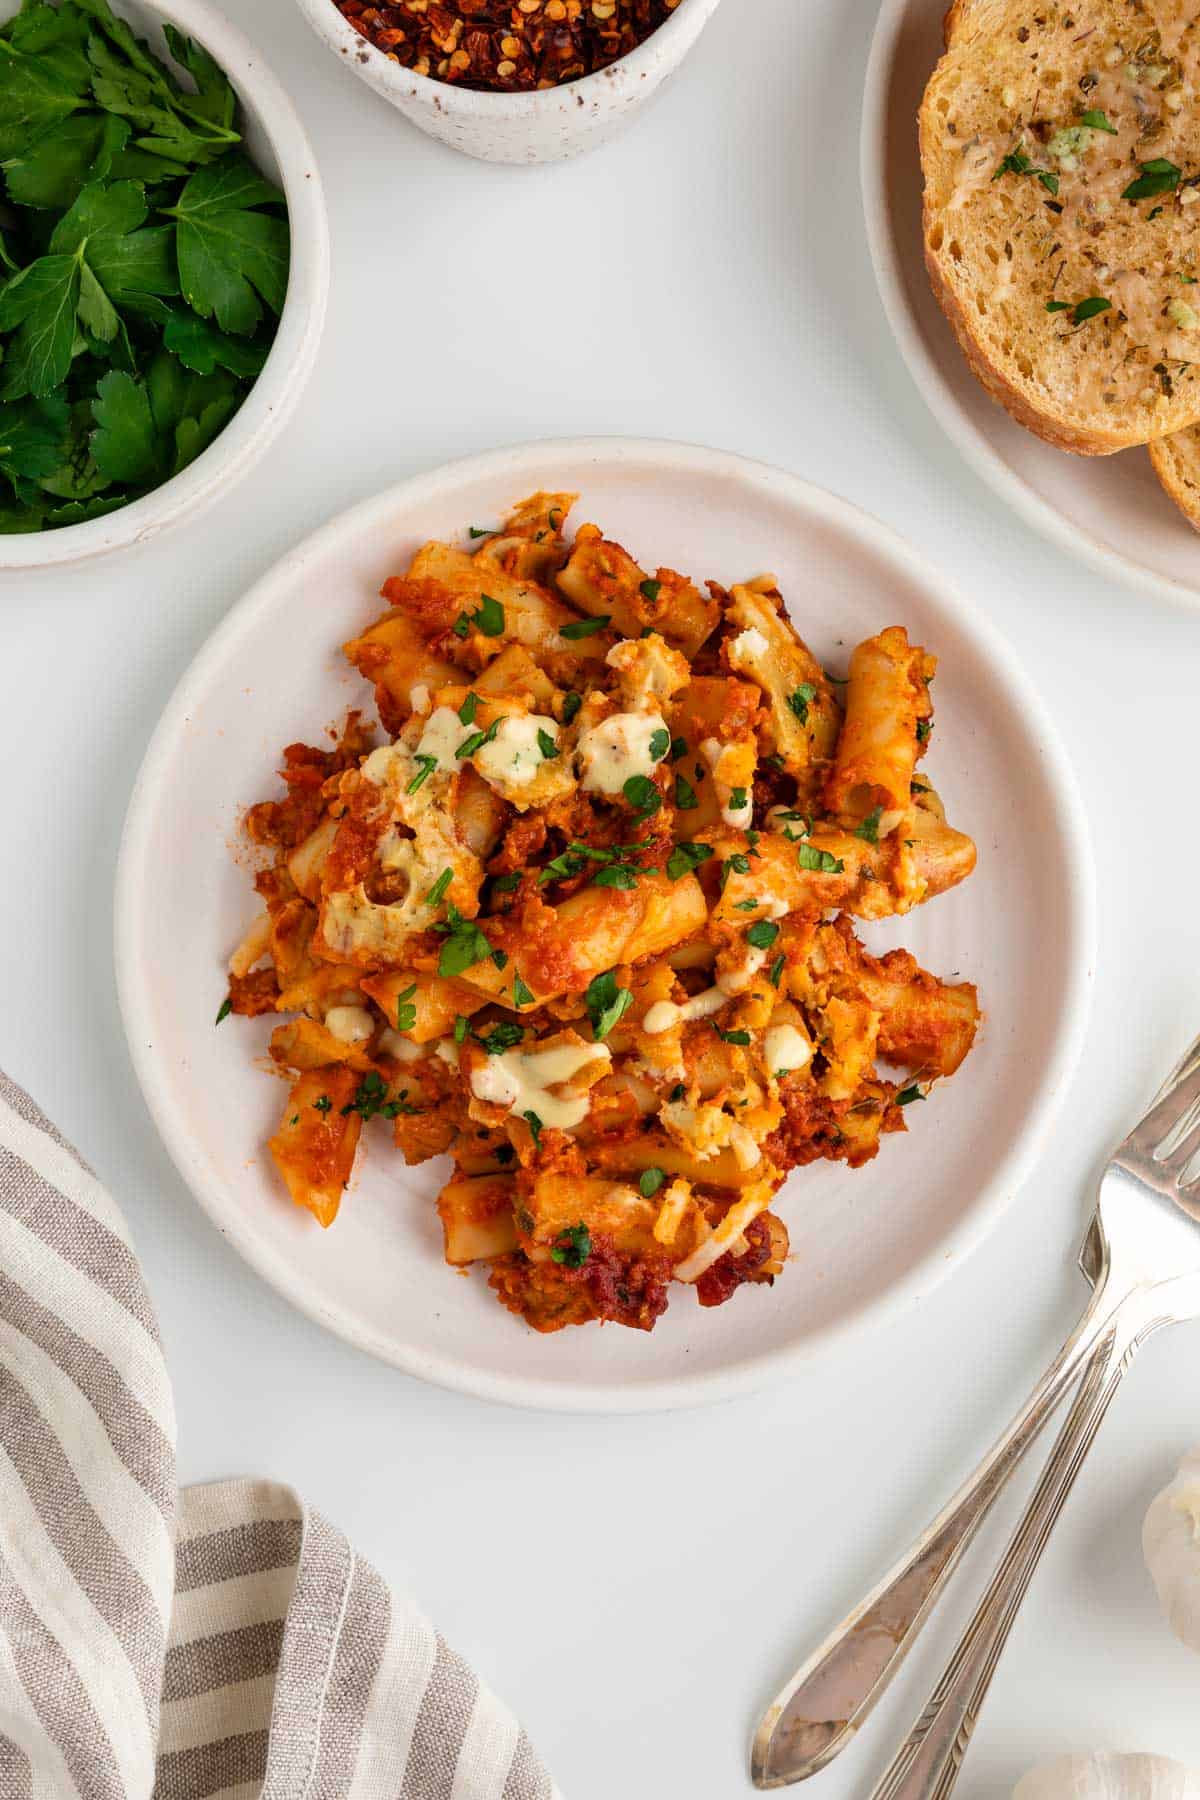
(114, 436, 1097, 1413)
(861, 0, 1200, 614)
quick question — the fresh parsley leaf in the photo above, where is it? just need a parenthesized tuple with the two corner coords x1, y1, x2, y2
(1079, 108, 1117, 133)
(1122, 157, 1181, 202)
(717, 1028, 751, 1046)
(453, 594, 504, 639)
(994, 148, 1032, 178)
(746, 919, 779, 949)
(666, 840, 713, 881)
(458, 692, 478, 724)
(787, 682, 816, 724)
(490, 871, 521, 894)
(729, 785, 748, 812)
(313, 1094, 332, 1114)
(798, 843, 845, 874)
(512, 974, 535, 1007)
(623, 774, 661, 818)
(453, 1015, 470, 1044)
(162, 308, 267, 378)
(1071, 295, 1111, 324)
(669, 735, 688, 761)
(477, 1021, 524, 1054)
(916, 719, 932, 744)
(639, 578, 661, 603)
(537, 727, 559, 759)
(639, 1168, 666, 1198)
(392, 982, 418, 1031)
(674, 773, 698, 810)
(561, 690, 582, 724)
(854, 806, 883, 846)
(720, 854, 751, 893)
(425, 868, 453, 908)
(0, 394, 69, 495)
(585, 969, 633, 1041)
(166, 154, 287, 335)
(90, 368, 157, 481)
(468, 524, 494, 538)
(551, 1222, 591, 1267)
(648, 728, 670, 761)
(524, 1110, 543, 1147)
(341, 1070, 416, 1122)
(592, 865, 638, 889)
(561, 614, 609, 639)
(896, 1084, 925, 1107)
(538, 850, 586, 884)
(435, 906, 496, 979)
(215, 995, 231, 1024)
(768, 953, 785, 987)
(1038, 170, 1060, 195)
(668, 1083, 686, 1102)
(456, 717, 502, 759)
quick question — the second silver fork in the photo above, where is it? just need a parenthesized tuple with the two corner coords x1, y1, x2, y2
(753, 1031, 1200, 1792)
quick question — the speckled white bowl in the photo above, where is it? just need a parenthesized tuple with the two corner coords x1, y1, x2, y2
(292, 0, 724, 164)
(0, 0, 329, 571)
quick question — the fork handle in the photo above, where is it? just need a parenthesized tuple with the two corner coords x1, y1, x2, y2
(751, 1282, 1120, 1788)
(869, 1300, 1164, 1800)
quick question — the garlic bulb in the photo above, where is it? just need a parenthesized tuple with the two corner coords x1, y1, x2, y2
(1014, 1753, 1200, 1800)
(1144, 1446, 1200, 1653)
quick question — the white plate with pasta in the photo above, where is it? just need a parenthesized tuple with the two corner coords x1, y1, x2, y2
(115, 438, 1095, 1411)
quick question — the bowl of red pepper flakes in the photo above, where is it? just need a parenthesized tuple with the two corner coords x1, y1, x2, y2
(292, 0, 725, 163)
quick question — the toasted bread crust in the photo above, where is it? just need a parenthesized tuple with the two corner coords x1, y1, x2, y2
(920, 1, 1200, 455)
(1149, 430, 1200, 530)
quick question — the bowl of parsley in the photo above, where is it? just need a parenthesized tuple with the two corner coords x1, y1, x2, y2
(0, 0, 330, 566)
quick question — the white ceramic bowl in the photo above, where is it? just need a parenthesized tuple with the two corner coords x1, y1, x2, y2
(862, 0, 1200, 611)
(0, 0, 330, 572)
(115, 438, 1096, 1413)
(292, 0, 723, 164)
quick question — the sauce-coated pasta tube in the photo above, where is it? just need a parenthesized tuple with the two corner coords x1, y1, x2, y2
(825, 627, 935, 832)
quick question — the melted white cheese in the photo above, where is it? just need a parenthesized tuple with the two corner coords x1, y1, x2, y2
(765, 1022, 811, 1077)
(324, 1004, 374, 1045)
(409, 683, 431, 716)
(577, 711, 668, 795)
(643, 986, 730, 1036)
(417, 706, 468, 770)
(473, 713, 558, 791)
(470, 1041, 611, 1131)
(378, 1028, 426, 1061)
(730, 626, 769, 660)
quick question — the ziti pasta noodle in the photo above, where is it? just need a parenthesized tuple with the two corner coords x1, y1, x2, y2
(222, 492, 981, 1334)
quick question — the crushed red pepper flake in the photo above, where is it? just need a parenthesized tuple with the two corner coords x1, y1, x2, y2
(334, 0, 684, 91)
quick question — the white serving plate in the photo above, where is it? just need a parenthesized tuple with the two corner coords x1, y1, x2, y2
(862, 0, 1200, 610)
(114, 438, 1095, 1413)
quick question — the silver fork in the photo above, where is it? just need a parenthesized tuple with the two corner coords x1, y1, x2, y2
(752, 1032, 1200, 1792)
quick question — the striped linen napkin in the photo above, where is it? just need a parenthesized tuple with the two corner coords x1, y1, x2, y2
(0, 1072, 559, 1800)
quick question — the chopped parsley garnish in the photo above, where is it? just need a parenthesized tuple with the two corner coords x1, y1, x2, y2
(468, 525, 495, 538)
(407, 754, 438, 793)
(1079, 108, 1117, 133)
(452, 594, 505, 638)
(667, 840, 714, 881)
(313, 1095, 332, 1115)
(425, 868, 453, 908)
(734, 899, 758, 912)
(512, 974, 535, 1007)
(623, 774, 661, 818)
(916, 719, 932, 744)
(458, 692, 478, 724)
(215, 996, 232, 1025)
(896, 1084, 926, 1107)
(592, 865, 638, 889)
(768, 953, 786, 987)
(561, 690, 582, 724)
(798, 843, 845, 874)
(561, 614, 609, 639)
(648, 728, 671, 761)
(639, 1168, 666, 1198)
(675, 773, 699, 810)
(392, 983, 418, 1031)
(668, 1083, 686, 1102)
(639, 578, 662, 603)
(1048, 294, 1111, 325)
(453, 1015, 470, 1044)
(717, 1028, 752, 1046)
(993, 147, 1059, 195)
(747, 919, 780, 949)
(585, 969, 633, 1041)
(669, 736, 688, 761)
(493, 949, 509, 971)
(524, 1110, 543, 1146)
(341, 1070, 417, 1122)
(434, 906, 497, 978)
(551, 1222, 591, 1268)
(490, 871, 522, 894)
(537, 728, 560, 759)
(719, 853, 751, 893)
(456, 717, 502, 759)
(854, 806, 883, 845)
(538, 849, 586, 884)
(729, 786, 749, 812)
(477, 1021, 524, 1054)
(787, 682, 816, 724)
(1123, 157, 1181, 201)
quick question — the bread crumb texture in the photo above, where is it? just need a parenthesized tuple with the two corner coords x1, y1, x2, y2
(921, 0, 1200, 453)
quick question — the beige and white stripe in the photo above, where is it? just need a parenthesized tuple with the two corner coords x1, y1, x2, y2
(0, 1072, 560, 1800)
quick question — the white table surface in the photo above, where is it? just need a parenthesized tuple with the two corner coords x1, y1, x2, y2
(5, 0, 1200, 1792)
